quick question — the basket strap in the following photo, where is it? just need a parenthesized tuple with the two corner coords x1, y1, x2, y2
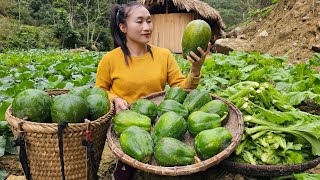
(83, 129, 99, 180)
(14, 132, 32, 180)
(58, 122, 68, 180)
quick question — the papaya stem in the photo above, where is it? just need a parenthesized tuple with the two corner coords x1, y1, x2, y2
(194, 156, 201, 163)
(220, 112, 228, 122)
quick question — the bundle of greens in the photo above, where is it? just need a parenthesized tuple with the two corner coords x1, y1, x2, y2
(224, 82, 320, 165)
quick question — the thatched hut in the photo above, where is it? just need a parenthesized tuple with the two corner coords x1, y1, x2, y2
(138, 0, 225, 53)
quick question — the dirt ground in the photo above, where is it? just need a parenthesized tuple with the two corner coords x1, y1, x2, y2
(240, 0, 320, 63)
(0, 154, 23, 176)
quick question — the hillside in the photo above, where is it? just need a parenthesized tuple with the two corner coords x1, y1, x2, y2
(238, 0, 320, 63)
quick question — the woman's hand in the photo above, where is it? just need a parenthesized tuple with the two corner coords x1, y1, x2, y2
(113, 97, 129, 114)
(186, 42, 211, 77)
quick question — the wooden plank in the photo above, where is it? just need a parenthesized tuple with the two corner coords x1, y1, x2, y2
(149, 13, 196, 53)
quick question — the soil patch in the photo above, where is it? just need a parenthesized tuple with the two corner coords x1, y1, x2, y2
(0, 154, 23, 176)
(241, 0, 320, 63)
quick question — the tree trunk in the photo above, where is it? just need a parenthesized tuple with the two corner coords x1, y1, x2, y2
(68, 0, 74, 29)
(86, 0, 90, 46)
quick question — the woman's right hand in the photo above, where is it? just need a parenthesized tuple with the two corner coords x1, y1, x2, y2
(113, 97, 129, 114)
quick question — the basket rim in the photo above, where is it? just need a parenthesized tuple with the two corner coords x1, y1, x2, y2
(220, 157, 320, 176)
(221, 157, 320, 169)
(5, 89, 114, 134)
(107, 90, 244, 176)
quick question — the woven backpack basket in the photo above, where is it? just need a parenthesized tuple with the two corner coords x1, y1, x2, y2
(107, 90, 244, 176)
(5, 89, 114, 180)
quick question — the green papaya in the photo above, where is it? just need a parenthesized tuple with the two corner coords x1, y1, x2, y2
(113, 110, 151, 134)
(86, 94, 110, 120)
(187, 111, 222, 136)
(195, 127, 232, 160)
(199, 100, 229, 117)
(120, 126, 154, 163)
(154, 137, 195, 166)
(183, 89, 212, 112)
(69, 86, 88, 99)
(182, 20, 211, 58)
(157, 100, 189, 119)
(164, 87, 187, 104)
(152, 111, 187, 143)
(51, 94, 89, 123)
(12, 89, 52, 123)
(89, 87, 108, 98)
(130, 99, 157, 122)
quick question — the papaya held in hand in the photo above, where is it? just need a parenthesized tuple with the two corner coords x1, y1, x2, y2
(182, 19, 211, 76)
(182, 20, 211, 58)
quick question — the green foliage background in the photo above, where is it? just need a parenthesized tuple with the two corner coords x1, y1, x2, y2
(203, 0, 275, 29)
(0, 0, 115, 52)
(0, 0, 276, 51)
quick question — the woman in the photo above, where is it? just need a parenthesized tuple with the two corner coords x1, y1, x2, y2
(95, 1, 211, 179)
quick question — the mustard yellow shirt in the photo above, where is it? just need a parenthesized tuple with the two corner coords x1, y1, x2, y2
(95, 46, 200, 103)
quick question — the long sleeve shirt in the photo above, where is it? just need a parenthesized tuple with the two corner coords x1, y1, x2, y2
(95, 46, 200, 103)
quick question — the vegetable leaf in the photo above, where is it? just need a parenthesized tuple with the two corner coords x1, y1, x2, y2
(0, 136, 6, 157)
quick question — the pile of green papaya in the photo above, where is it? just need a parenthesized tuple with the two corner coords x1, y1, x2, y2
(113, 87, 233, 166)
(12, 86, 110, 123)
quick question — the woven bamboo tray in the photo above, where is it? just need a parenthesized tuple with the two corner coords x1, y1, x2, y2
(107, 90, 244, 176)
(5, 89, 114, 180)
(220, 155, 320, 177)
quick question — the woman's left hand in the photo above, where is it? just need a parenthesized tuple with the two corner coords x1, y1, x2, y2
(186, 42, 211, 76)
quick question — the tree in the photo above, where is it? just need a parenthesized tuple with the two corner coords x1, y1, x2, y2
(0, 0, 119, 50)
(81, 0, 110, 47)
(27, 0, 114, 50)
(203, 0, 275, 29)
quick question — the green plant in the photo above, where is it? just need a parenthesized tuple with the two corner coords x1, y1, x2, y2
(3, 24, 59, 51)
(0, 121, 17, 157)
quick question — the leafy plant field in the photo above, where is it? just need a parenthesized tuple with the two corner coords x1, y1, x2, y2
(0, 50, 319, 178)
(177, 52, 320, 168)
(0, 50, 105, 161)
(0, 50, 105, 120)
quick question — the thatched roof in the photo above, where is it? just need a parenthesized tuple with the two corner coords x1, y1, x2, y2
(138, 0, 225, 29)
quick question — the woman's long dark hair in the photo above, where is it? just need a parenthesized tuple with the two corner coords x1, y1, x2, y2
(110, 1, 153, 65)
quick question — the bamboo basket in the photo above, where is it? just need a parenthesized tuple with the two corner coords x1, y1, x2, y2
(220, 158, 320, 177)
(107, 90, 244, 176)
(5, 89, 114, 180)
